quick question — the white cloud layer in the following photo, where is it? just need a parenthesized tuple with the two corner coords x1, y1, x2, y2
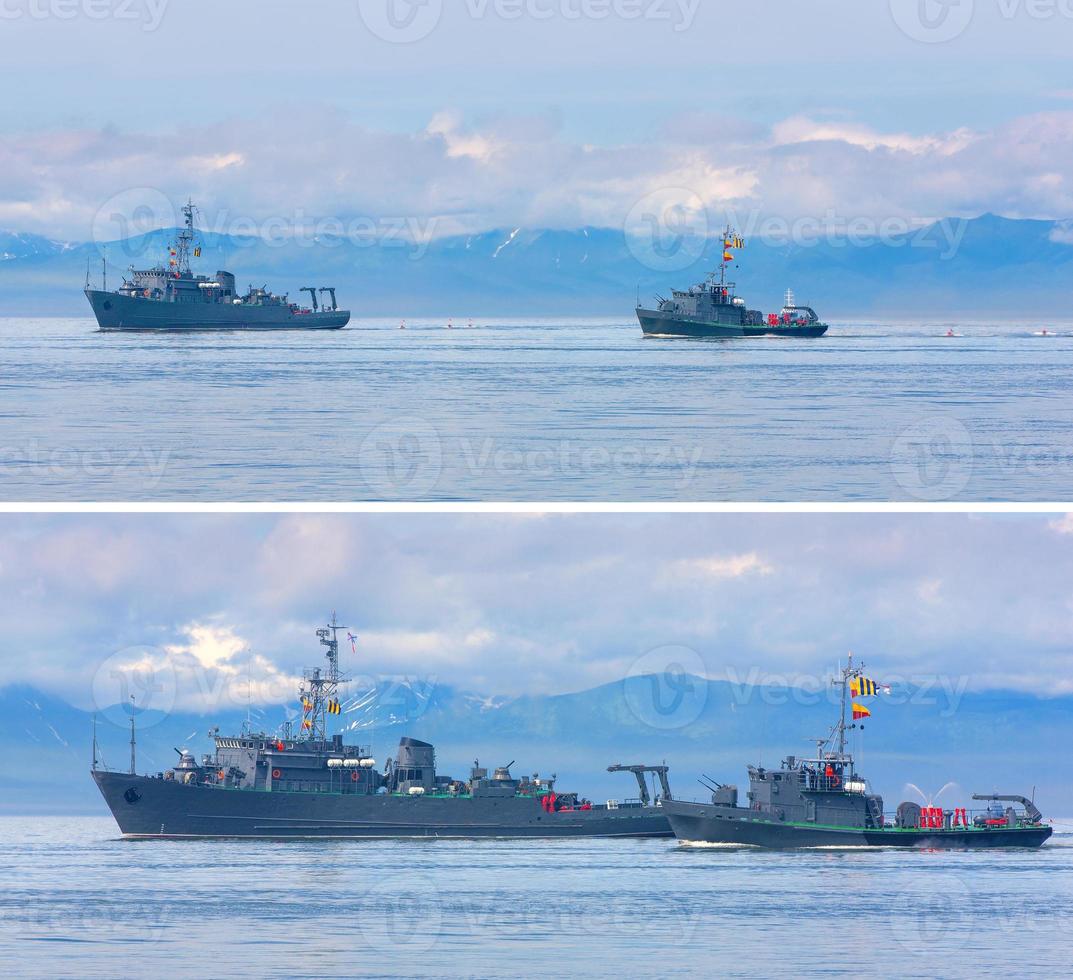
(2, 514, 1072, 710)
(4, 108, 1073, 241)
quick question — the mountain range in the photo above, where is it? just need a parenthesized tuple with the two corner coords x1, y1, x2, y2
(2, 214, 1071, 318)
(4, 675, 1069, 815)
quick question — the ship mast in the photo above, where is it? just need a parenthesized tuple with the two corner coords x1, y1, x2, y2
(128, 695, 137, 775)
(837, 653, 851, 757)
(822, 653, 865, 762)
(298, 614, 349, 741)
(172, 200, 200, 276)
(709, 224, 740, 293)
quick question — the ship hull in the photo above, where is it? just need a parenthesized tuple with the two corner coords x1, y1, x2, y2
(637, 309, 828, 339)
(85, 289, 350, 331)
(664, 802, 1053, 849)
(93, 771, 673, 840)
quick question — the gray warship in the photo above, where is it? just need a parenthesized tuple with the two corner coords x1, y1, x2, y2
(637, 228, 828, 339)
(84, 201, 350, 331)
(664, 655, 1052, 849)
(92, 618, 673, 840)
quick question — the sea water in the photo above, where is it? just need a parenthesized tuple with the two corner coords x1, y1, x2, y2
(0, 815, 1070, 978)
(1, 317, 1070, 501)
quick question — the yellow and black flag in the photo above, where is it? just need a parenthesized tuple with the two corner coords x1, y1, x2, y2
(193, 247, 202, 258)
(851, 676, 888, 698)
(327, 699, 342, 715)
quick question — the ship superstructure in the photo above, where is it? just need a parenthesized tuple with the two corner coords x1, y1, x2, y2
(662, 654, 1052, 848)
(636, 228, 829, 339)
(92, 617, 673, 839)
(84, 201, 350, 331)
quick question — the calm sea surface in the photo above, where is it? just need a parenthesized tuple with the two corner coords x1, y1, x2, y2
(1, 317, 1071, 501)
(0, 815, 1070, 978)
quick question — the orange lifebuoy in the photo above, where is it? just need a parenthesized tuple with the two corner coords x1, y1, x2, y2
(351, 771, 359, 782)
(272, 769, 281, 780)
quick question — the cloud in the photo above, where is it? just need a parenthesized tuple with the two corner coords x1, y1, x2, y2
(5, 109, 1073, 242)
(0, 514, 1071, 707)
(916, 579, 944, 604)
(667, 552, 775, 582)
(1050, 514, 1073, 534)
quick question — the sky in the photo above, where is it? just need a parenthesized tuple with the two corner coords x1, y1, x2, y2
(2, 512, 1072, 712)
(2, 0, 1072, 240)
